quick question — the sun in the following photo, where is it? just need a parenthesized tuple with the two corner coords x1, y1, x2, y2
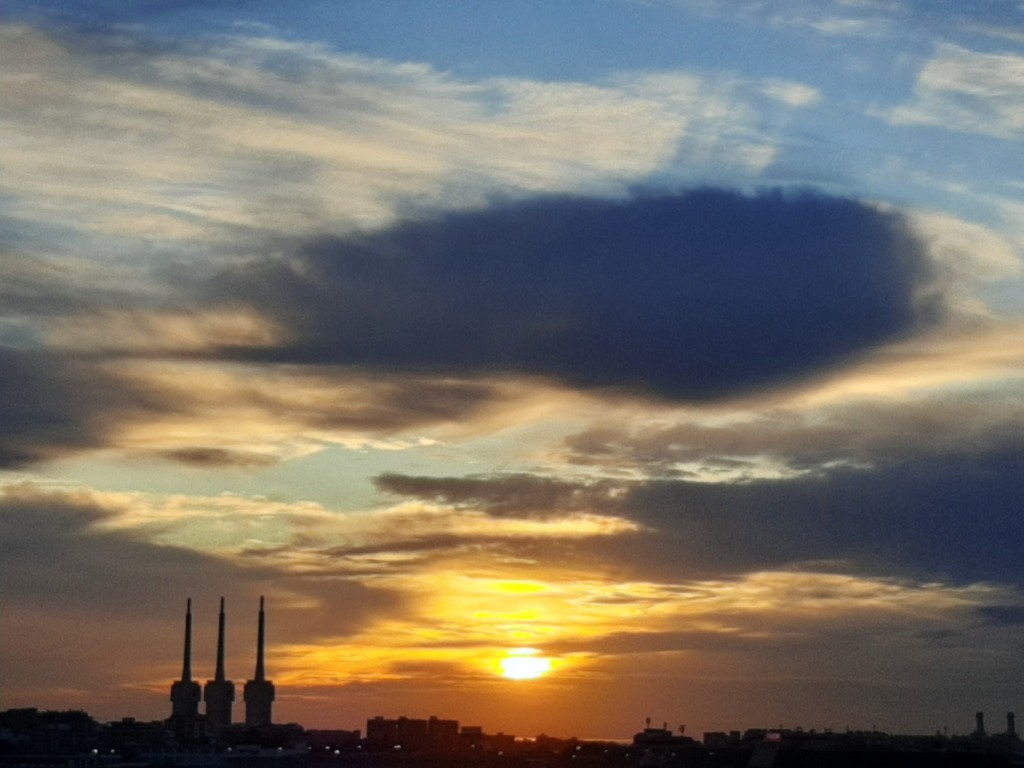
(498, 648, 552, 680)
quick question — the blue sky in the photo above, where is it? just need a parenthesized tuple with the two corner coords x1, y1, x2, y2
(2, 0, 1024, 741)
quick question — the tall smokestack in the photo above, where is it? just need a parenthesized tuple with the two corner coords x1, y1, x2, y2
(243, 596, 275, 727)
(254, 596, 266, 681)
(215, 597, 227, 681)
(205, 597, 235, 731)
(170, 598, 201, 727)
(182, 598, 194, 680)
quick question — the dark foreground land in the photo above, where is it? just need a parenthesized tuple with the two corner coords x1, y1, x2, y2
(309, 750, 1019, 768)
(3, 709, 1022, 768)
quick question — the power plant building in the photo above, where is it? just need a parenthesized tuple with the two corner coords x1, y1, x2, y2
(169, 596, 274, 736)
(168, 599, 203, 740)
(243, 596, 276, 727)
(203, 598, 235, 730)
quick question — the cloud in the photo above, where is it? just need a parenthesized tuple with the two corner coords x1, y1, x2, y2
(108, 362, 523, 459)
(378, 432, 1024, 588)
(265, 553, 1024, 738)
(0, 21, 799, 255)
(344, 458, 1024, 732)
(0, 483, 402, 717)
(880, 44, 1024, 140)
(153, 447, 279, 468)
(0, 482, 258, 713)
(672, 0, 1024, 42)
(43, 309, 287, 354)
(273, 562, 1002, 685)
(0, 483, 239, 614)
(27, 481, 636, 580)
(562, 386, 1024, 479)
(760, 78, 822, 107)
(234, 501, 640, 580)
(5, 473, 1022, 731)
(0, 342, 579, 469)
(0, 23, 977, 470)
(374, 473, 626, 519)
(977, 605, 1024, 627)
(907, 210, 1021, 314)
(0, 483, 393, 625)
(669, 0, 897, 38)
(0, 339, 528, 467)
(209, 189, 941, 401)
(0, 349, 158, 468)
(615, 444, 1024, 585)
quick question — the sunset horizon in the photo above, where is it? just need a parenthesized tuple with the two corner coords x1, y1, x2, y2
(2, 0, 1023, 748)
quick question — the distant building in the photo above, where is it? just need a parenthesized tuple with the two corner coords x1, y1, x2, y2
(105, 717, 172, 752)
(428, 716, 459, 751)
(459, 725, 484, 751)
(0, 708, 101, 755)
(363, 716, 478, 753)
(304, 728, 361, 752)
(365, 716, 429, 751)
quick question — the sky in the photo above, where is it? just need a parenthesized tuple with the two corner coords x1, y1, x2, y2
(2, 0, 1024, 742)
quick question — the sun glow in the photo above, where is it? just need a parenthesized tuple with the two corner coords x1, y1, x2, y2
(498, 648, 552, 680)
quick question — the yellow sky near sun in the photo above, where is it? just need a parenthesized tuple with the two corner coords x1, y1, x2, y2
(6, 477, 1017, 733)
(262, 558, 1005, 689)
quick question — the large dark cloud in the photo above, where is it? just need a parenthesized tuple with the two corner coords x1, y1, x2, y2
(213, 189, 939, 400)
(0, 349, 155, 468)
(620, 443, 1024, 585)
(0, 485, 241, 615)
(375, 440, 1024, 587)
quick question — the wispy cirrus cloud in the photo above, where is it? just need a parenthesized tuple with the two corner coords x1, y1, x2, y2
(663, 0, 899, 37)
(3, 481, 637, 571)
(0, 22, 806, 254)
(879, 44, 1024, 140)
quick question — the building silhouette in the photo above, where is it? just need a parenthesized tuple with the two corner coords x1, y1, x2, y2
(365, 716, 460, 751)
(168, 599, 203, 740)
(243, 596, 275, 727)
(203, 597, 235, 730)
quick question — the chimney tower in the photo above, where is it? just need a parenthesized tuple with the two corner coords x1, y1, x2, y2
(243, 596, 276, 726)
(170, 599, 202, 721)
(204, 597, 236, 729)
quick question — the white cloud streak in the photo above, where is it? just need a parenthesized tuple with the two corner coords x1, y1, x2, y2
(881, 44, 1024, 140)
(0, 23, 803, 258)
